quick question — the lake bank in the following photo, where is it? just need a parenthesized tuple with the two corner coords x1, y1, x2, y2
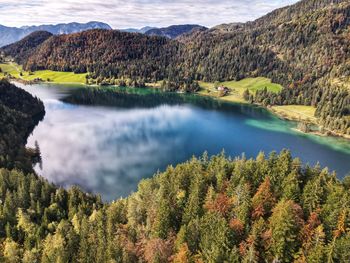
(268, 105, 350, 140)
(3, 64, 348, 140)
(18, 83, 350, 200)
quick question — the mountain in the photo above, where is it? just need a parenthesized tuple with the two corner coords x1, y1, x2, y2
(0, 21, 112, 47)
(1, 31, 53, 64)
(2, 0, 349, 135)
(176, 0, 350, 134)
(121, 26, 157, 34)
(120, 25, 206, 37)
(145, 24, 208, 39)
(13, 29, 178, 81)
(0, 25, 23, 48)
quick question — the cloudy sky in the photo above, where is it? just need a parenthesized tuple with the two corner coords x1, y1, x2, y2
(0, 0, 299, 29)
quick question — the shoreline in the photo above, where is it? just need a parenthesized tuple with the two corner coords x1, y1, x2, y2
(10, 77, 87, 86)
(194, 88, 350, 141)
(268, 106, 350, 140)
(291, 127, 350, 140)
(7, 76, 350, 141)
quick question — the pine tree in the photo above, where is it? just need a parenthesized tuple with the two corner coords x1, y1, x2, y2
(251, 177, 276, 219)
(269, 200, 304, 262)
(199, 212, 230, 262)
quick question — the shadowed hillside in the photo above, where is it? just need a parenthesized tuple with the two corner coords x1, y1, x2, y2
(0, 80, 45, 171)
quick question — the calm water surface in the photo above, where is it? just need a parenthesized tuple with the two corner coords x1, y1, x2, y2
(20, 83, 350, 201)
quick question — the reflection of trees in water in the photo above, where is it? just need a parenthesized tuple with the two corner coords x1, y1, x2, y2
(62, 87, 270, 119)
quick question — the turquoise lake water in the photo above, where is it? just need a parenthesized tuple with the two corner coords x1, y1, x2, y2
(21, 83, 350, 201)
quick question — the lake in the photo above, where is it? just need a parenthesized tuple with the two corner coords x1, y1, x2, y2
(20, 83, 350, 201)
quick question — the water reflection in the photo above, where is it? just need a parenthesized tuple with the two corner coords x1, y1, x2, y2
(29, 102, 191, 200)
(20, 83, 350, 201)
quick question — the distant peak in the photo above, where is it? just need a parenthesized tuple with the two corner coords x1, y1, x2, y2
(0, 21, 112, 47)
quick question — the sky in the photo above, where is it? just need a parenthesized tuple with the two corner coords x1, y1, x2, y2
(0, 0, 299, 29)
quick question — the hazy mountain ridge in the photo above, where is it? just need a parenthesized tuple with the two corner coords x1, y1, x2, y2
(121, 26, 156, 34)
(145, 24, 208, 39)
(0, 21, 111, 47)
(121, 24, 207, 38)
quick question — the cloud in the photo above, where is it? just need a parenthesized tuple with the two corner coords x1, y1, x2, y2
(0, 0, 298, 28)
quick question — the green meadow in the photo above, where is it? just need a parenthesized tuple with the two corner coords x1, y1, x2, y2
(0, 62, 87, 84)
(271, 105, 317, 123)
(0, 62, 23, 78)
(198, 77, 283, 103)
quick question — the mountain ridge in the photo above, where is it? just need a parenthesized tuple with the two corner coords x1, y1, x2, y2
(121, 26, 157, 34)
(0, 21, 112, 47)
(144, 24, 208, 39)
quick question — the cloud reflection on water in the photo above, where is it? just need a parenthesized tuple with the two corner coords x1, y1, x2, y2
(28, 99, 193, 201)
(24, 84, 350, 201)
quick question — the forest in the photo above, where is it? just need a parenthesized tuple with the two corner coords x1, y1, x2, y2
(2, 30, 179, 85)
(0, 147, 349, 262)
(0, 80, 45, 172)
(1, 31, 53, 65)
(0, 43, 349, 262)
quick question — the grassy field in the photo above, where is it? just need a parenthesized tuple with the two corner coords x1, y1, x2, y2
(271, 105, 317, 123)
(0, 62, 87, 84)
(0, 62, 23, 78)
(25, 70, 87, 84)
(0, 63, 282, 92)
(198, 77, 283, 103)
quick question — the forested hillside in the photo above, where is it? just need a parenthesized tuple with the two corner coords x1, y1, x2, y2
(0, 150, 349, 262)
(178, 0, 350, 134)
(1, 0, 349, 135)
(22, 29, 179, 84)
(1, 31, 53, 64)
(0, 80, 45, 172)
(183, 0, 349, 85)
(10, 0, 349, 89)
